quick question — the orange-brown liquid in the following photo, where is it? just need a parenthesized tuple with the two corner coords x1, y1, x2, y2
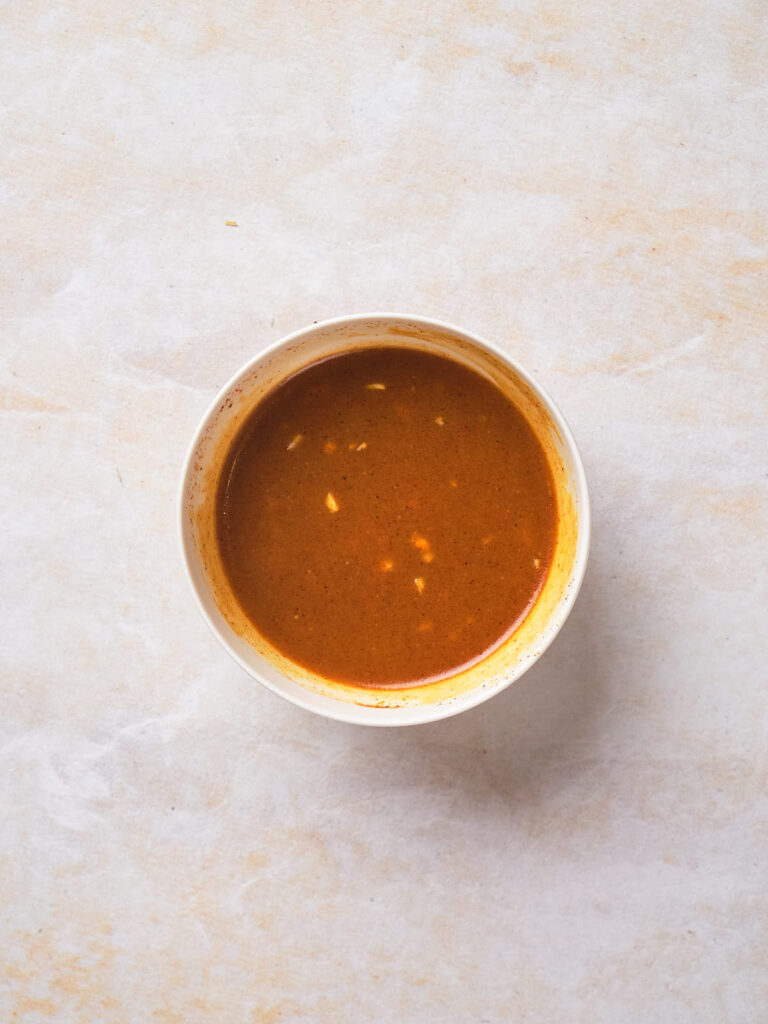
(216, 347, 557, 687)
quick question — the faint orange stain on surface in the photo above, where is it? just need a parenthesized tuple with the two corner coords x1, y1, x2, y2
(728, 257, 768, 276)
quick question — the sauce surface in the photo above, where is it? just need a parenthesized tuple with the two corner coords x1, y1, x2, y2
(216, 347, 557, 687)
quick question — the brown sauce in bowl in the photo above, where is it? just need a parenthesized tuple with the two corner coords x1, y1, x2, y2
(216, 347, 557, 687)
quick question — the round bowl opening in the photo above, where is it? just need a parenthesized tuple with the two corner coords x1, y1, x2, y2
(179, 314, 590, 726)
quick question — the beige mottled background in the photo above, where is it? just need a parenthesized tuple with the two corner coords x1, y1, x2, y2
(2, 1, 767, 1021)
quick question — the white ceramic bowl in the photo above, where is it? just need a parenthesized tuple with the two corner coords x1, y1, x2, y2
(179, 313, 590, 726)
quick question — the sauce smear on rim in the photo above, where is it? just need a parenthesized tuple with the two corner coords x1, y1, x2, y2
(216, 347, 557, 687)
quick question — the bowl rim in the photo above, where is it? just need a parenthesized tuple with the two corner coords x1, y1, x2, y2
(178, 312, 591, 726)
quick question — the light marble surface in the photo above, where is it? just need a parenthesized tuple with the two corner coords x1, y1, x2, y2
(2, 2, 767, 1021)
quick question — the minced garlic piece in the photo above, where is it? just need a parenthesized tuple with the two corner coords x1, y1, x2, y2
(286, 434, 303, 451)
(533, 557, 541, 569)
(325, 492, 339, 513)
(414, 577, 425, 594)
(323, 441, 337, 454)
(380, 559, 394, 572)
(355, 442, 368, 451)
(435, 416, 445, 426)
(411, 533, 435, 563)
(366, 383, 386, 390)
